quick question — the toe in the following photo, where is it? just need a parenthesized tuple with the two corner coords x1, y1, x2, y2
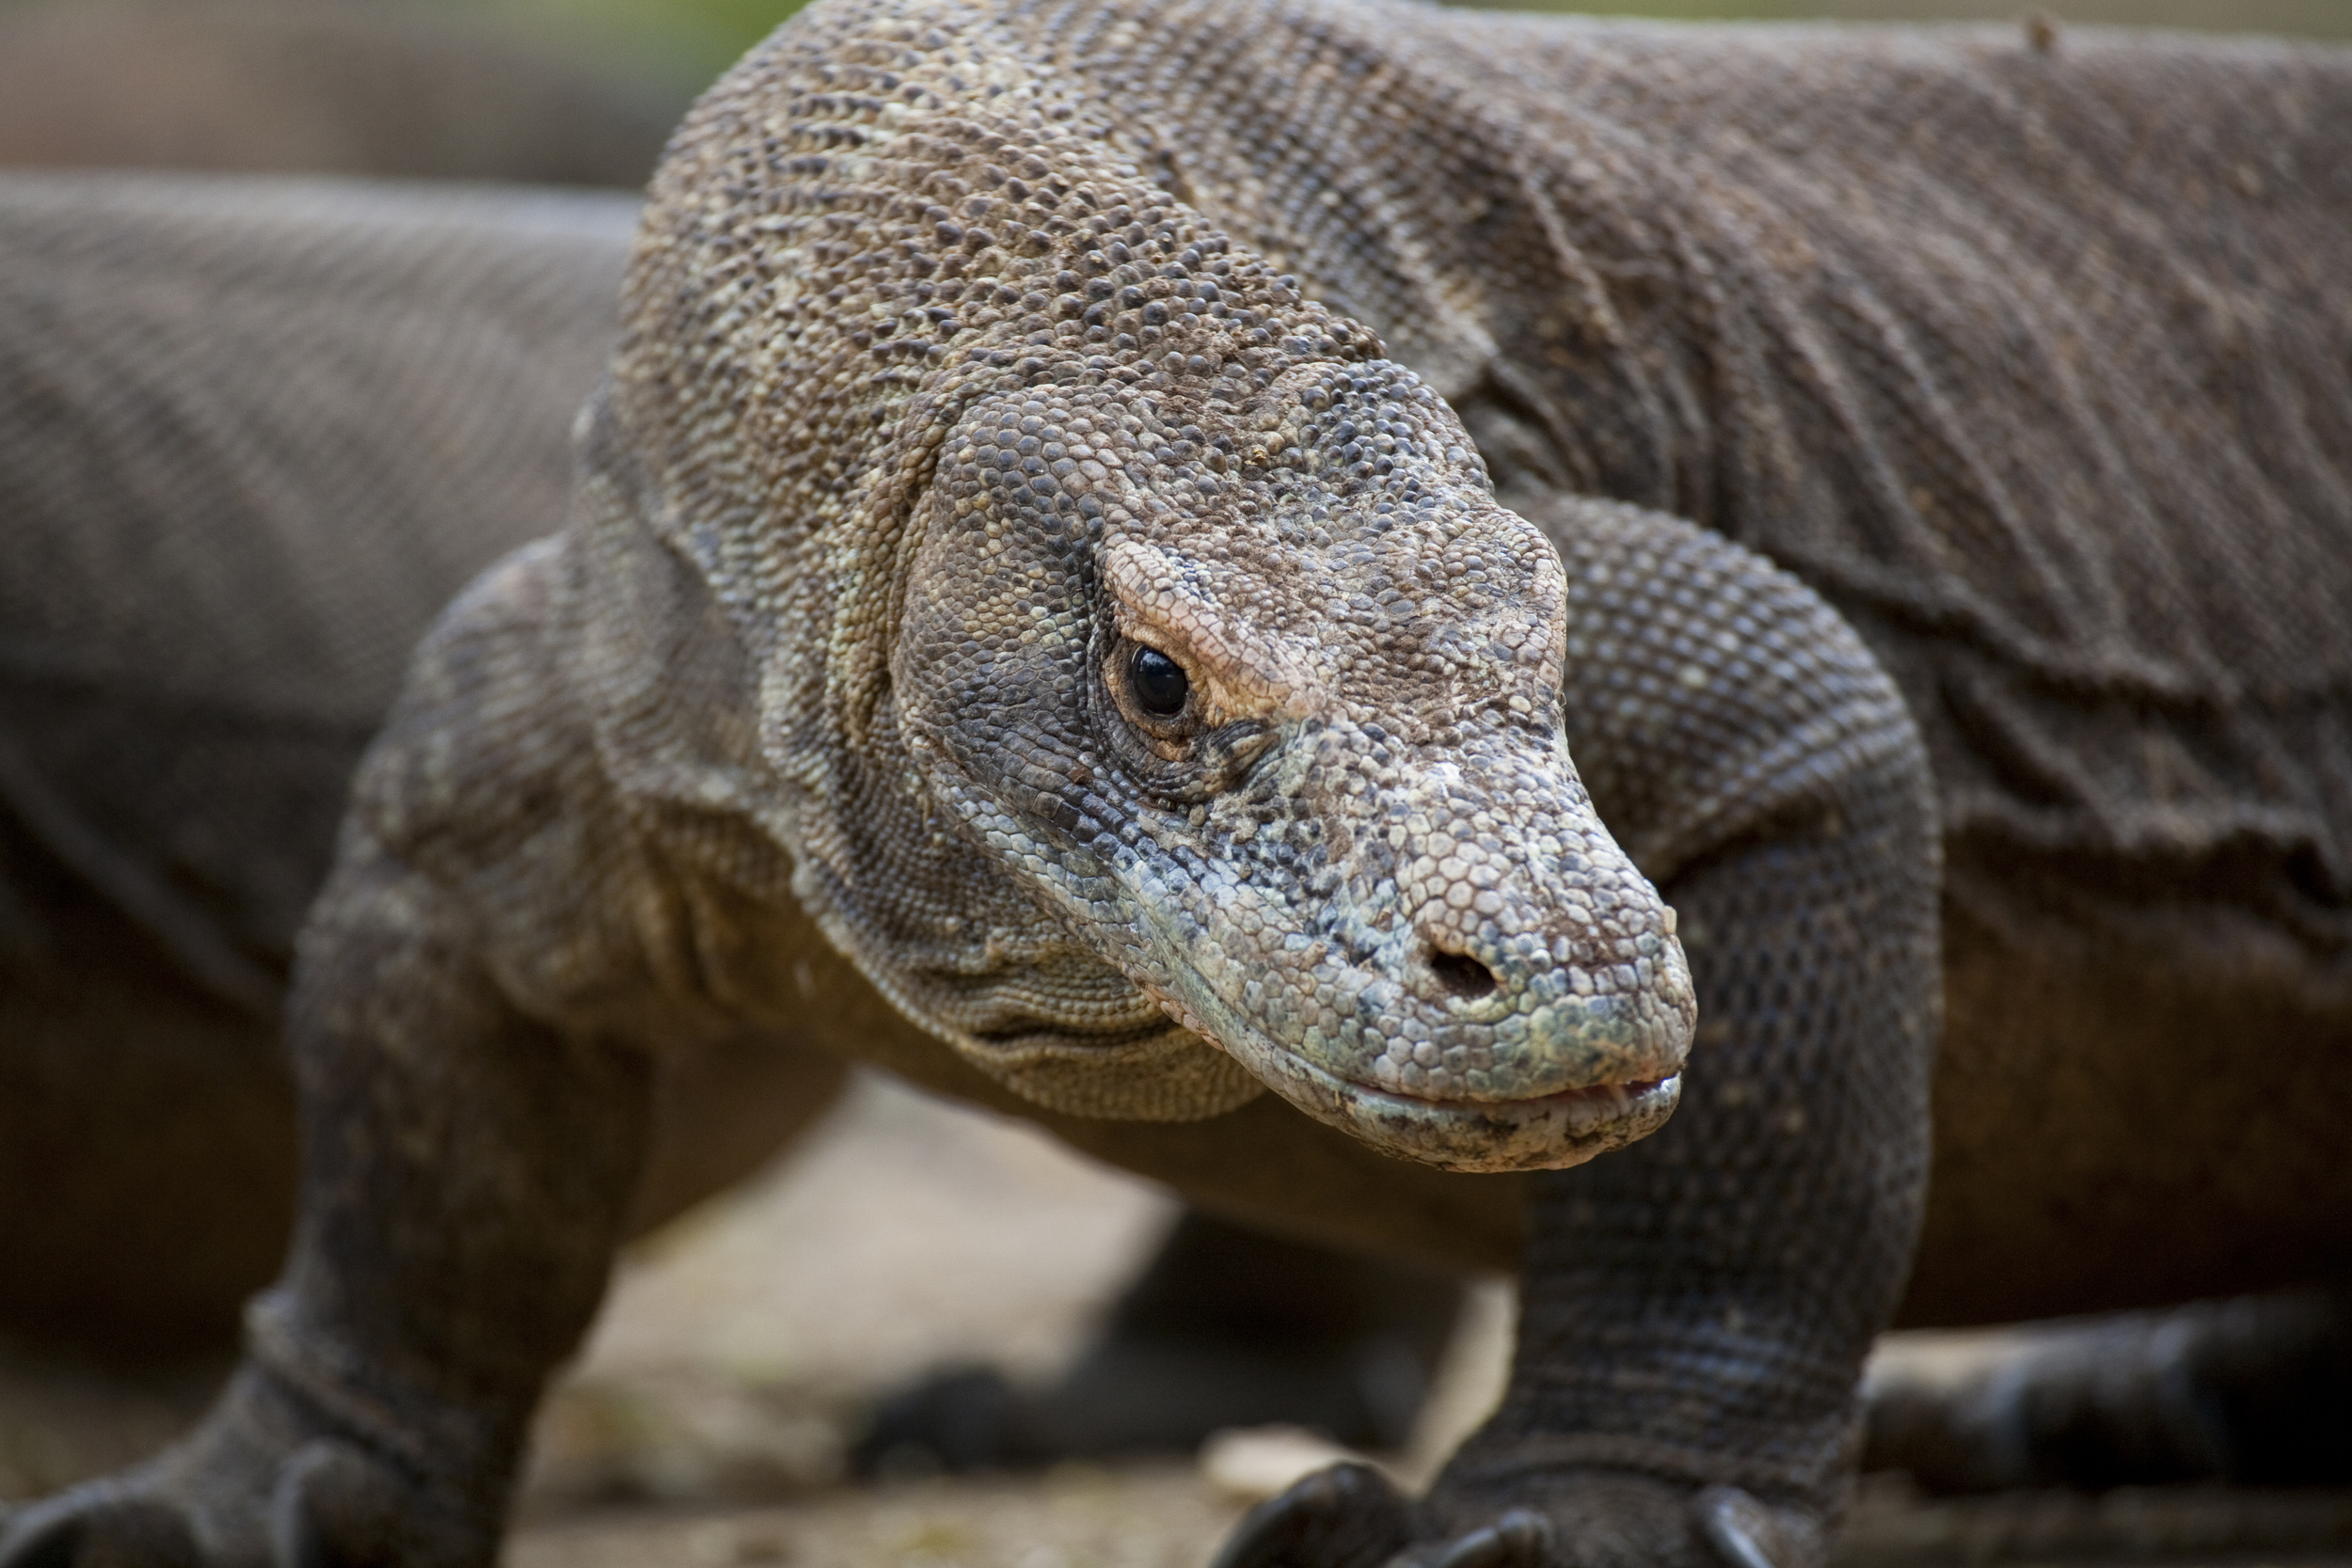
(1692, 1487, 1822, 1568)
(1212, 1462, 1419, 1568)
(1409, 1509, 1554, 1568)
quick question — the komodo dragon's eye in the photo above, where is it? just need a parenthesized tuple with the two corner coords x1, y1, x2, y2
(1127, 645, 1190, 716)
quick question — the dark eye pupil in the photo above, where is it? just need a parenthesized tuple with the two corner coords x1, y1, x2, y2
(1129, 646, 1189, 716)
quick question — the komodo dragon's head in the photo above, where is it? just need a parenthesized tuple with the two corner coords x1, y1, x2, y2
(608, 0, 1694, 1173)
(888, 364, 1696, 1171)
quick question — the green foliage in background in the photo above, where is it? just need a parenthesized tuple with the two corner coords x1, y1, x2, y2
(469, 0, 2347, 95)
(477, 0, 806, 87)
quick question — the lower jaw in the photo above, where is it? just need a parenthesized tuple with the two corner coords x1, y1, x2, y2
(1175, 979, 1688, 1172)
(1320, 1071, 1684, 1174)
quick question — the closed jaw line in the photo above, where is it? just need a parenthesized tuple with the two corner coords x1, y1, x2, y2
(1347, 1071, 1681, 1132)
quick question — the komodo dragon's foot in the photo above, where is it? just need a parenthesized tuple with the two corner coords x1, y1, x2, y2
(1865, 1291, 2352, 1494)
(853, 1332, 1427, 1477)
(854, 1212, 1465, 1475)
(0, 1357, 501, 1568)
(1209, 1462, 1822, 1568)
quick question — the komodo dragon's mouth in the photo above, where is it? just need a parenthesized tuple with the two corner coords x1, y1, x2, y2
(1324, 1069, 1682, 1165)
(1224, 1006, 1688, 1173)
(1387, 1073, 1680, 1124)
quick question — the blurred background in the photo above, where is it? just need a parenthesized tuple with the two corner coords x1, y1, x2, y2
(0, 0, 2344, 195)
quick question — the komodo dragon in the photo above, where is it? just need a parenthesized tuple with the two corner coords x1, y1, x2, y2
(8, 0, 2350, 1563)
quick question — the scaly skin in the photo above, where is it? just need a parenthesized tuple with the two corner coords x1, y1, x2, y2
(9, 0, 2349, 1564)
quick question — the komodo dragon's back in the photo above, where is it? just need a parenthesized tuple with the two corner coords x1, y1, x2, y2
(961, 0, 2352, 1314)
(949, 0, 2352, 1316)
(0, 175, 637, 1342)
(977, 0, 2352, 983)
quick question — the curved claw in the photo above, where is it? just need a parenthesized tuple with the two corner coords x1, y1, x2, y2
(1420, 1508, 1554, 1568)
(0, 1487, 201, 1568)
(1692, 1488, 1779, 1568)
(1212, 1462, 1419, 1568)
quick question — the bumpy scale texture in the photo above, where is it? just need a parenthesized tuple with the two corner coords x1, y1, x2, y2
(4, 2, 2345, 1566)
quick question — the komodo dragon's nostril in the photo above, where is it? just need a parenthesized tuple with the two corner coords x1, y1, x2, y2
(1425, 945, 1499, 1001)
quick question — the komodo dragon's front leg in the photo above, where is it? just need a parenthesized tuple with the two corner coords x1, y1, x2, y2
(0, 546, 670, 1566)
(1213, 499, 1939, 1568)
(1198, 501, 1942, 1568)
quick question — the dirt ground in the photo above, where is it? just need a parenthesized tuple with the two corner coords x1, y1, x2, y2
(9, 1075, 2352, 1568)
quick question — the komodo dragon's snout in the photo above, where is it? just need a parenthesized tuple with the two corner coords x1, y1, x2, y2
(891, 360, 1695, 1171)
